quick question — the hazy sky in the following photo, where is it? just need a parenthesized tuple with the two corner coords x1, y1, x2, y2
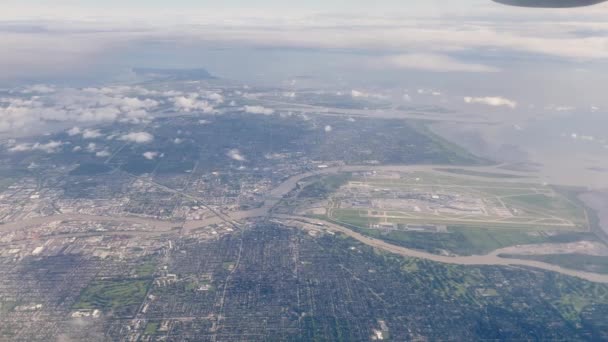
(5, 0, 608, 21)
(2, 0, 608, 99)
(2, 0, 607, 187)
(3, 0, 487, 14)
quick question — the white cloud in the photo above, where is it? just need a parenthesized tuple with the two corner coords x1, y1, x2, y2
(142, 151, 159, 160)
(84, 85, 160, 97)
(9, 143, 34, 152)
(555, 106, 575, 112)
(384, 54, 499, 73)
(118, 97, 159, 111)
(86, 143, 97, 152)
(161, 90, 181, 97)
(0, 88, 159, 134)
(120, 132, 154, 144)
(227, 149, 246, 162)
(172, 94, 216, 113)
(351, 90, 366, 98)
(173, 138, 184, 144)
(351, 89, 387, 100)
(67, 127, 82, 136)
(243, 105, 274, 115)
(34, 141, 63, 153)
(417, 89, 441, 96)
(82, 129, 103, 139)
(9, 140, 63, 153)
(206, 92, 224, 103)
(464, 96, 517, 109)
(95, 150, 111, 158)
(324, 125, 333, 133)
(22, 84, 55, 94)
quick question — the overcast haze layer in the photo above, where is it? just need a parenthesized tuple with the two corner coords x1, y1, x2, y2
(2, 0, 608, 187)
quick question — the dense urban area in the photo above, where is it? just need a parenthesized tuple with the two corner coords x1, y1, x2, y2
(1, 71, 608, 341)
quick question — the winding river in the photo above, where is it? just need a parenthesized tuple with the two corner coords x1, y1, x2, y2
(3, 164, 608, 284)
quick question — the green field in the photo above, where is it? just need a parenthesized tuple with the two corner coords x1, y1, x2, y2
(356, 170, 533, 186)
(435, 168, 526, 179)
(310, 170, 596, 256)
(134, 260, 157, 278)
(333, 171, 589, 231)
(320, 214, 591, 256)
(504, 193, 587, 224)
(331, 207, 585, 232)
(73, 279, 150, 317)
(298, 173, 352, 199)
(144, 322, 159, 335)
